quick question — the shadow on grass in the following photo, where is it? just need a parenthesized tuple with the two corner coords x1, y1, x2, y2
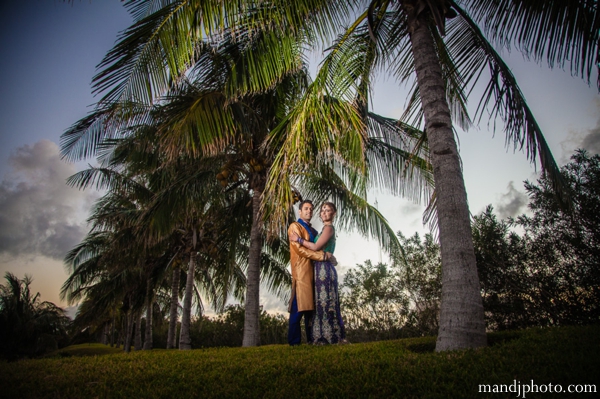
(44, 343, 123, 358)
(404, 330, 524, 353)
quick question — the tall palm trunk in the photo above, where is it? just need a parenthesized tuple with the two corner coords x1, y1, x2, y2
(167, 265, 180, 349)
(101, 323, 109, 345)
(134, 311, 143, 350)
(117, 314, 123, 349)
(110, 312, 115, 347)
(408, 14, 486, 351)
(143, 278, 153, 350)
(242, 180, 264, 347)
(118, 314, 124, 349)
(124, 311, 134, 352)
(180, 228, 197, 350)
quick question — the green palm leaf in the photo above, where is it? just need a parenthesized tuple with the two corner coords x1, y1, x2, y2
(463, 0, 600, 88)
(444, 4, 567, 202)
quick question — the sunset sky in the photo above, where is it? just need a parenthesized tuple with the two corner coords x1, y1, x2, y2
(1, 1, 599, 316)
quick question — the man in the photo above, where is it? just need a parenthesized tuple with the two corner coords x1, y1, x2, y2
(288, 199, 335, 345)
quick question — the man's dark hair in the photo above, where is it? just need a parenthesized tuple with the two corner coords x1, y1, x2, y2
(299, 199, 314, 209)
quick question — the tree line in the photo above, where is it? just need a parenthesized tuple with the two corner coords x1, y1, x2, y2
(341, 150, 599, 341)
(3, 150, 597, 359)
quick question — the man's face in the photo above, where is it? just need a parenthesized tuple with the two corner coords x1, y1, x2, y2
(299, 203, 314, 223)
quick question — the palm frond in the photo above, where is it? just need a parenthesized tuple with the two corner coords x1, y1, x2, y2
(61, 257, 106, 304)
(66, 167, 152, 200)
(297, 164, 401, 254)
(446, 5, 569, 204)
(92, 1, 212, 105)
(463, 0, 600, 89)
(365, 111, 433, 198)
(60, 102, 152, 162)
(259, 236, 292, 299)
(264, 85, 368, 226)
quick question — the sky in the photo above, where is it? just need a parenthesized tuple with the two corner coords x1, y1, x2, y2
(1, 1, 599, 317)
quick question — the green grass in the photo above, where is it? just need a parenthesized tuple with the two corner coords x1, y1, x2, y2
(1, 326, 598, 399)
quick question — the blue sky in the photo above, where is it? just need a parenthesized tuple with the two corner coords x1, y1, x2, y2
(0, 1, 131, 314)
(1, 1, 599, 315)
(0, 1, 130, 169)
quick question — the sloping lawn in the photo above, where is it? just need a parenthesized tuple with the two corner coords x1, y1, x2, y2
(1, 325, 598, 398)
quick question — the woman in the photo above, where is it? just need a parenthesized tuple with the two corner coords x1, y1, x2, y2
(290, 201, 347, 344)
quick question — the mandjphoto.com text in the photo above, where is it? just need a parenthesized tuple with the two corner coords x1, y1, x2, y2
(479, 380, 596, 397)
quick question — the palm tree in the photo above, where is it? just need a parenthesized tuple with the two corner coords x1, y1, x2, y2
(62, 138, 170, 351)
(61, 1, 600, 351)
(148, 63, 429, 347)
(65, 118, 291, 350)
(241, 0, 599, 350)
(166, 258, 182, 349)
(61, 210, 156, 352)
(0, 273, 70, 360)
(63, 15, 429, 348)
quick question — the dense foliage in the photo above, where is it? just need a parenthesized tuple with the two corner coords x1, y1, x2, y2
(151, 305, 288, 348)
(0, 273, 70, 361)
(75, 304, 287, 349)
(341, 151, 600, 336)
(340, 232, 442, 341)
(474, 150, 600, 330)
(340, 231, 442, 342)
(341, 261, 409, 341)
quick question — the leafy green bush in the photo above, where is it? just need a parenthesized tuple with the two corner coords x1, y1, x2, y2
(189, 305, 287, 347)
(148, 305, 288, 349)
(474, 150, 600, 329)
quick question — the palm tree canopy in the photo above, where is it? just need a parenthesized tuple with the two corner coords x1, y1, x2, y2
(63, 1, 597, 208)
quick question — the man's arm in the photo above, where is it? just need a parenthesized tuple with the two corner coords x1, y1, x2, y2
(288, 223, 326, 261)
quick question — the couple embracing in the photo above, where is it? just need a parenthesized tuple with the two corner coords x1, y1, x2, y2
(287, 199, 347, 345)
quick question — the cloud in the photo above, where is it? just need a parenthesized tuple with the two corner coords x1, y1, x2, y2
(64, 305, 80, 320)
(0, 140, 95, 260)
(260, 290, 288, 314)
(496, 181, 528, 219)
(561, 99, 600, 161)
(579, 124, 600, 155)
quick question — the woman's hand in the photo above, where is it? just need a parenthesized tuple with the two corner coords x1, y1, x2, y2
(329, 254, 338, 266)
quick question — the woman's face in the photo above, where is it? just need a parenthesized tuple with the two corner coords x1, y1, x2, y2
(320, 205, 336, 223)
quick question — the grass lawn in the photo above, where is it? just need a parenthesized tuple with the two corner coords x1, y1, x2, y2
(1, 325, 598, 398)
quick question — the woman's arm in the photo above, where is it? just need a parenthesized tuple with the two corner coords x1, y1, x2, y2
(290, 225, 334, 251)
(288, 223, 330, 262)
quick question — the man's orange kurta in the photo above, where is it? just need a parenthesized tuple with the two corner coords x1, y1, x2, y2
(288, 221, 326, 312)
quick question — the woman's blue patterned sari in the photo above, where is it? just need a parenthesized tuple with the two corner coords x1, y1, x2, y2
(310, 226, 346, 344)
